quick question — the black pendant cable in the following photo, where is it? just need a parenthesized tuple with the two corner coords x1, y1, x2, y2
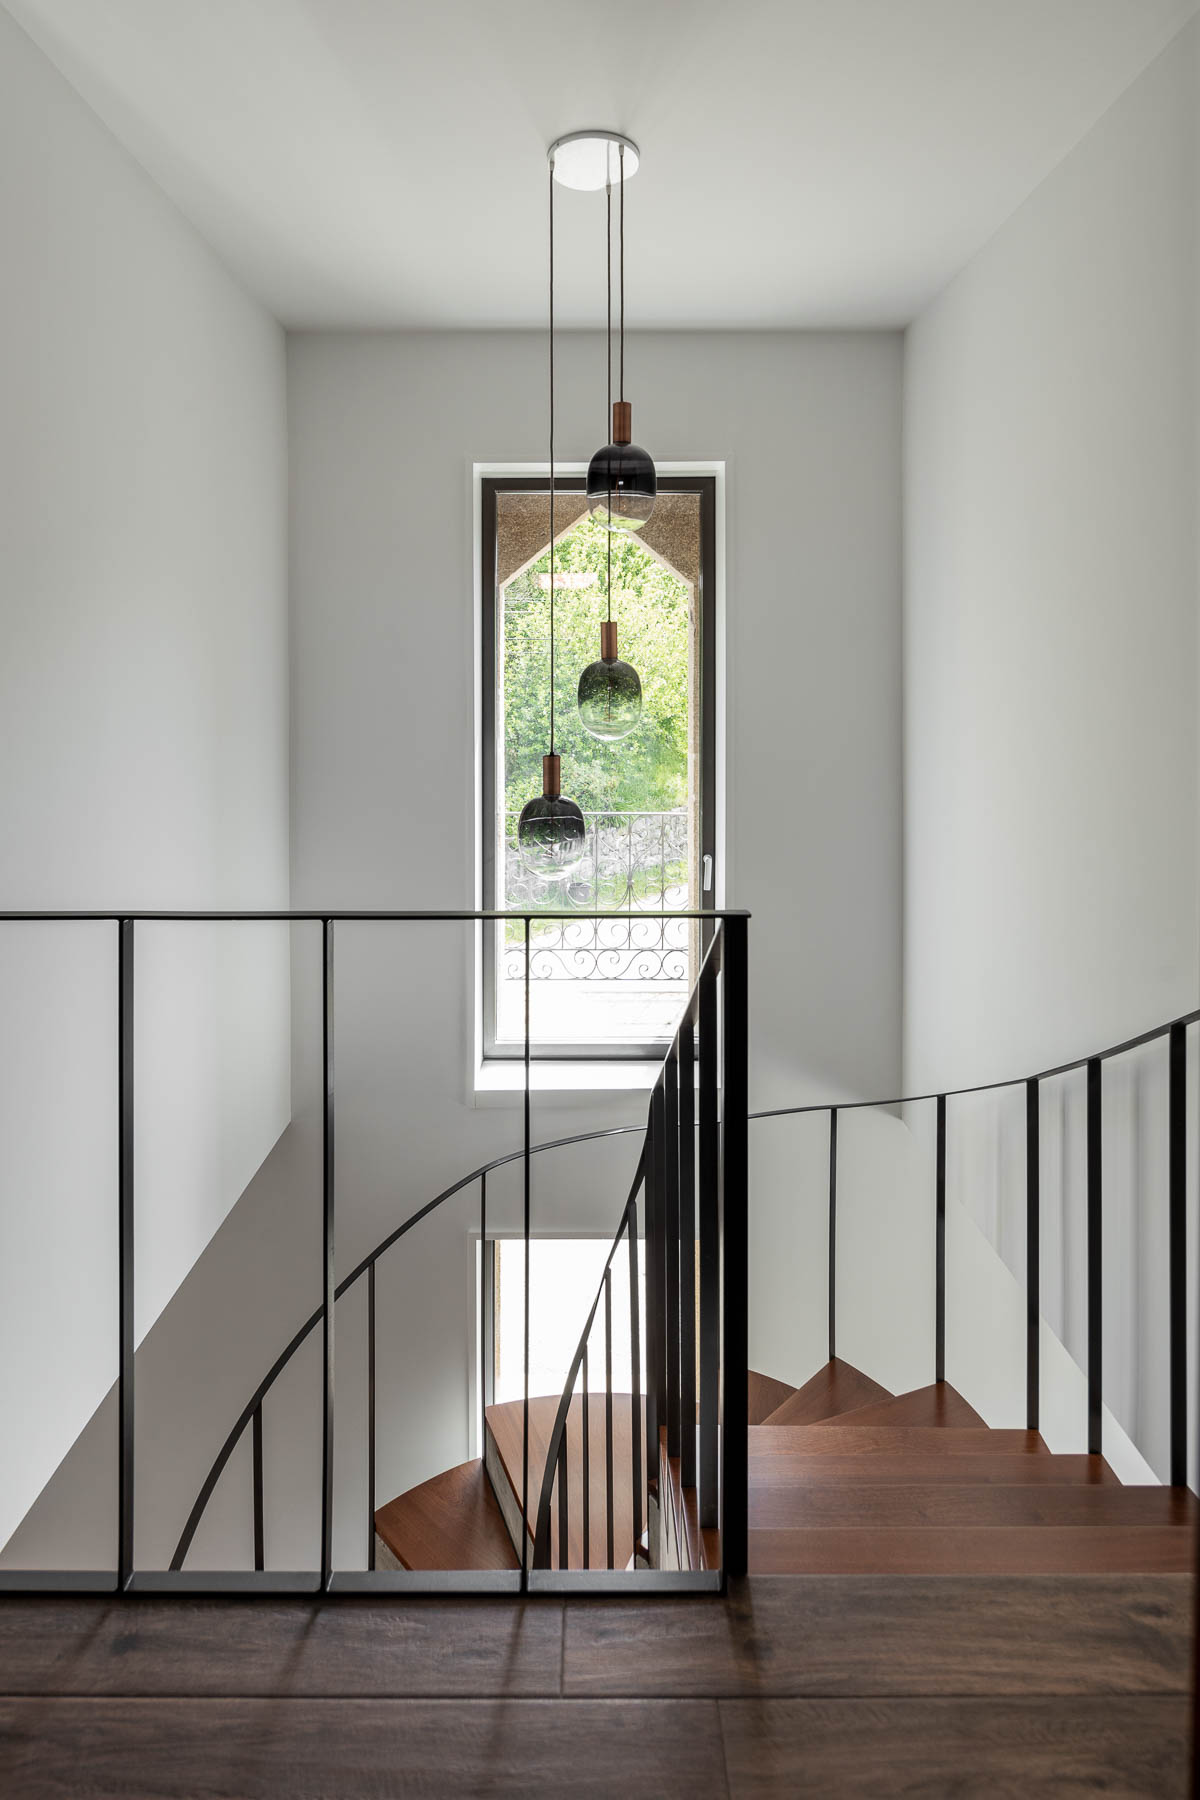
(585, 142, 657, 536)
(578, 145, 644, 742)
(517, 156, 585, 878)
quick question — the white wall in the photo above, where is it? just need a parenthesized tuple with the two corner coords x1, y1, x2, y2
(0, 8, 291, 1550)
(902, 21, 1199, 1474)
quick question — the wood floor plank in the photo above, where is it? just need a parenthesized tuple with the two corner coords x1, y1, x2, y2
(748, 1452, 1116, 1486)
(762, 1358, 892, 1427)
(374, 1459, 518, 1571)
(811, 1381, 986, 1429)
(718, 1696, 1188, 1798)
(562, 1574, 1193, 1698)
(749, 1425, 1047, 1456)
(0, 1697, 729, 1800)
(748, 1370, 797, 1426)
(748, 1483, 1195, 1530)
(0, 1597, 564, 1698)
(748, 1525, 1196, 1574)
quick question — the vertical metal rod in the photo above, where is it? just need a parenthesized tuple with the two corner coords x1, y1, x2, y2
(720, 918, 750, 1581)
(557, 1435, 568, 1570)
(320, 919, 335, 1591)
(627, 1201, 643, 1557)
(581, 1344, 591, 1571)
(648, 1081, 667, 1478)
(1087, 1057, 1103, 1456)
(117, 918, 135, 1591)
(604, 1269, 614, 1570)
(479, 1172, 487, 1449)
(1025, 1078, 1040, 1434)
(678, 1024, 697, 1489)
(367, 1260, 376, 1571)
(664, 1046, 681, 1458)
(698, 953, 720, 1531)
(827, 1107, 838, 1364)
(935, 1094, 946, 1386)
(252, 1404, 265, 1573)
(1169, 1024, 1187, 1486)
(521, 917, 531, 1590)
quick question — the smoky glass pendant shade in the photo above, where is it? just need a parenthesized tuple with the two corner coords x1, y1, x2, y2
(517, 756, 585, 879)
(587, 401, 656, 533)
(578, 622, 641, 741)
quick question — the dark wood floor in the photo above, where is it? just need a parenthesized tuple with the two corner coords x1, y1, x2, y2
(0, 1575, 1191, 1796)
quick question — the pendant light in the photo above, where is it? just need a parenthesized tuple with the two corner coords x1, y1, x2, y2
(586, 142, 656, 534)
(578, 174, 643, 743)
(518, 154, 586, 881)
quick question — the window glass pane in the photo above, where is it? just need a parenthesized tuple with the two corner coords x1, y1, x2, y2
(493, 489, 703, 1049)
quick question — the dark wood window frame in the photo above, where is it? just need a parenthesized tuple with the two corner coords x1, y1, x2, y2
(480, 473, 717, 1062)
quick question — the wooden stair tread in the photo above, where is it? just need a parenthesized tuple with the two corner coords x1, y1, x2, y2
(749, 1425, 1048, 1456)
(748, 1524, 1196, 1575)
(373, 1460, 518, 1572)
(811, 1381, 986, 1430)
(486, 1393, 643, 1571)
(748, 1369, 798, 1426)
(748, 1452, 1117, 1487)
(762, 1358, 892, 1427)
(747, 1482, 1196, 1531)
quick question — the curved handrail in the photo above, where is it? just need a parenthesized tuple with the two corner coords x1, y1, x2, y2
(170, 1122, 643, 1571)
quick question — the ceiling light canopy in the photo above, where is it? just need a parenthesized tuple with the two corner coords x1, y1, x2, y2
(548, 130, 640, 193)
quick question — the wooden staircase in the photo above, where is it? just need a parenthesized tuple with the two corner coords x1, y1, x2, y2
(373, 1359, 1197, 1576)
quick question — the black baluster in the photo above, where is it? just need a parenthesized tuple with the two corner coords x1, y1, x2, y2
(627, 1203, 643, 1559)
(720, 917, 749, 1581)
(1169, 1025, 1187, 1487)
(935, 1094, 946, 1386)
(320, 919, 336, 1591)
(367, 1260, 376, 1571)
(828, 1107, 838, 1364)
(679, 1022, 697, 1489)
(117, 919, 135, 1591)
(557, 1434, 568, 1571)
(698, 949, 720, 1532)
(1087, 1058, 1102, 1456)
(582, 1344, 590, 1570)
(605, 1269, 614, 1569)
(1026, 1078, 1040, 1434)
(664, 1047, 681, 1458)
(252, 1403, 265, 1573)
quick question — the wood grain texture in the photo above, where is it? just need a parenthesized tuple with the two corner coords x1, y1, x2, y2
(561, 1574, 1193, 1698)
(717, 1696, 1188, 1798)
(749, 1452, 1116, 1486)
(761, 1358, 892, 1427)
(748, 1524, 1196, 1574)
(747, 1371, 797, 1425)
(374, 1459, 518, 1572)
(486, 1394, 644, 1571)
(0, 1697, 728, 1800)
(0, 1596, 564, 1698)
(810, 1381, 987, 1429)
(749, 1425, 1047, 1456)
(747, 1482, 1194, 1530)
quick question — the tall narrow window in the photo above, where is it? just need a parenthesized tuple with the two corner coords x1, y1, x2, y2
(482, 475, 716, 1060)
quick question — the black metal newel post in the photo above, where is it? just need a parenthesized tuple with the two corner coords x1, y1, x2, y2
(320, 919, 335, 1590)
(521, 916, 531, 1591)
(1168, 1023, 1186, 1486)
(827, 1107, 838, 1364)
(720, 917, 749, 1581)
(664, 1045, 681, 1459)
(1025, 1077, 1040, 1434)
(117, 918, 135, 1591)
(1086, 1057, 1102, 1456)
(367, 1260, 376, 1571)
(698, 951, 720, 1531)
(935, 1094, 946, 1386)
(679, 1022, 697, 1489)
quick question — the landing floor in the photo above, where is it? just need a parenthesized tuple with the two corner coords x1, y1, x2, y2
(0, 1575, 1191, 1796)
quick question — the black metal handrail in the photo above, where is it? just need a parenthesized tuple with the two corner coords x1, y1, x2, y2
(530, 917, 749, 1579)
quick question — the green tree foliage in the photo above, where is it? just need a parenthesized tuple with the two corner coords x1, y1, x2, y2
(503, 512, 690, 833)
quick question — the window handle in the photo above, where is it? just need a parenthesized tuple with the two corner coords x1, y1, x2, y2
(702, 853, 713, 894)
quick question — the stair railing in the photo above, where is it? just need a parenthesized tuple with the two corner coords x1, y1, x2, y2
(530, 914, 749, 1583)
(0, 906, 745, 1596)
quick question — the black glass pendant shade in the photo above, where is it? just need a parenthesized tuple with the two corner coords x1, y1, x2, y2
(587, 401, 656, 533)
(517, 755, 586, 879)
(578, 620, 642, 741)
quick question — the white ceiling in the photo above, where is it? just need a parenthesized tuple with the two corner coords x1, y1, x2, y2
(4, 0, 1196, 329)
